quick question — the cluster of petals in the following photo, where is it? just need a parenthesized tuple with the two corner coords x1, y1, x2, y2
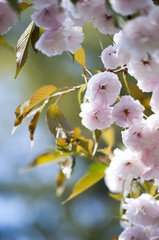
(104, 148, 145, 194)
(0, 0, 18, 35)
(32, 0, 84, 56)
(80, 71, 121, 130)
(109, 0, 153, 16)
(118, 194, 159, 239)
(35, 18, 84, 56)
(120, 6, 159, 58)
(112, 96, 144, 128)
(31, 0, 123, 56)
(120, 115, 159, 181)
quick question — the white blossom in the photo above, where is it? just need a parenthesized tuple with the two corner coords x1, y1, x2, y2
(119, 226, 150, 240)
(85, 71, 121, 106)
(109, 148, 144, 180)
(104, 167, 131, 194)
(109, 0, 153, 16)
(127, 55, 159, 92)
(101, 45, 121, 69)
(35, 19, 84, 56)
(112, 96, 144, 128)
(93, 4, 119, 34)
(121, 15, 159, 57)
(79, 102, 113, 131)
(31, 3, 66, 30)
(0, 1, 17, 35)
(123, 193, 159, 226)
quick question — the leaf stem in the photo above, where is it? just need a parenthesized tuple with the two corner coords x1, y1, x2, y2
(47, 84, 85, 100)
(122, 69, 131, 95)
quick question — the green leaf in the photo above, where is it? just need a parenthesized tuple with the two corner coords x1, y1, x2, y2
(21, 85, 57, 115)
(62, 172, 105, 204)
(111, 237, 119, 240)
(47, 104, 74, 139)
(15, 21, 34, 79)
(21, 150, 70, 171)
(56, 169, 67, 196)
(109, 193, 122, 201)
(101, 127, 115, 155)
(153, 0, 159, 6)
(31, 25, 40, 52)
(7, 0, 19, 12)
(13, 85, 56, 130)
(88, 162, 107, 174)
(78, 84, 86, 105)
(28, 111, 40, 148)
(19, 2, 32, 14)
(74, 47, 86, 67)
(0, 36, 14, 52)
(70, 0, 79, 3)
(93, 129, 102, 155)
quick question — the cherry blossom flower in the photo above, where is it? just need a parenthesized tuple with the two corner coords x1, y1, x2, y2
(109, 0, 153, 16)
(31, 3, 66, 30)
(93, 4, 119, 34)
(112, 96, 144, 128)
(121, 15, 159, 57)
(104, 167, 131, 194)
(119, 226, 150, 240)
(35, 18, 84, 56)
(123, 193, 159, 226)
(85, 71, 121, 106)
(35, 27, 67, 56)
(113, 31, 131, 66)
(127, 55, 159, 92)
(122, 119, 151, 152)
(101, 45, 121, 69)
(63, 0, 99, 26)
(79, 102, 113, 131)
(108, 148, 144, 180)
(0, 1, 17, 35)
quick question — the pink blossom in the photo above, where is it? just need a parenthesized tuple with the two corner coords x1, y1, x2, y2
(63, 19, 84, 53)
(123, 193, 159, 226)
(122, 119, 152, 152)
(109, 0, 152, 16)
(104, 167, 131, 194)
(113, 31, 131, 66)
(85, 71, 121, 106)
(79, 102, 113, 131)
(119, 226, 150, 240)
(31, 3, 66, 30)
(112, 96, 144, 128)
(127, 55, 159, 92)
(101, 45, 121, 69)
(109, 148, 144, 180)
(0, 1, 17, 35)
(93, 4, 119, 34)
(62, 0, 98, 26)
(35, 28, 67, 56)
(35, 19, 84, 56)
(121, 15, 159, 57)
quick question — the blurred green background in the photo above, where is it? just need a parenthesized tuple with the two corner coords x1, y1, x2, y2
(0, 5, 122, 240)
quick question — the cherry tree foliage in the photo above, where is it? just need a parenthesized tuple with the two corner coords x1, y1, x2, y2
(2, 0, 159, 239)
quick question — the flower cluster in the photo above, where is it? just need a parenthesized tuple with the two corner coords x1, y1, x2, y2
(0, 0, 22, 35)
(4, 0, 159, 239)
(30, 0, 122, 56)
